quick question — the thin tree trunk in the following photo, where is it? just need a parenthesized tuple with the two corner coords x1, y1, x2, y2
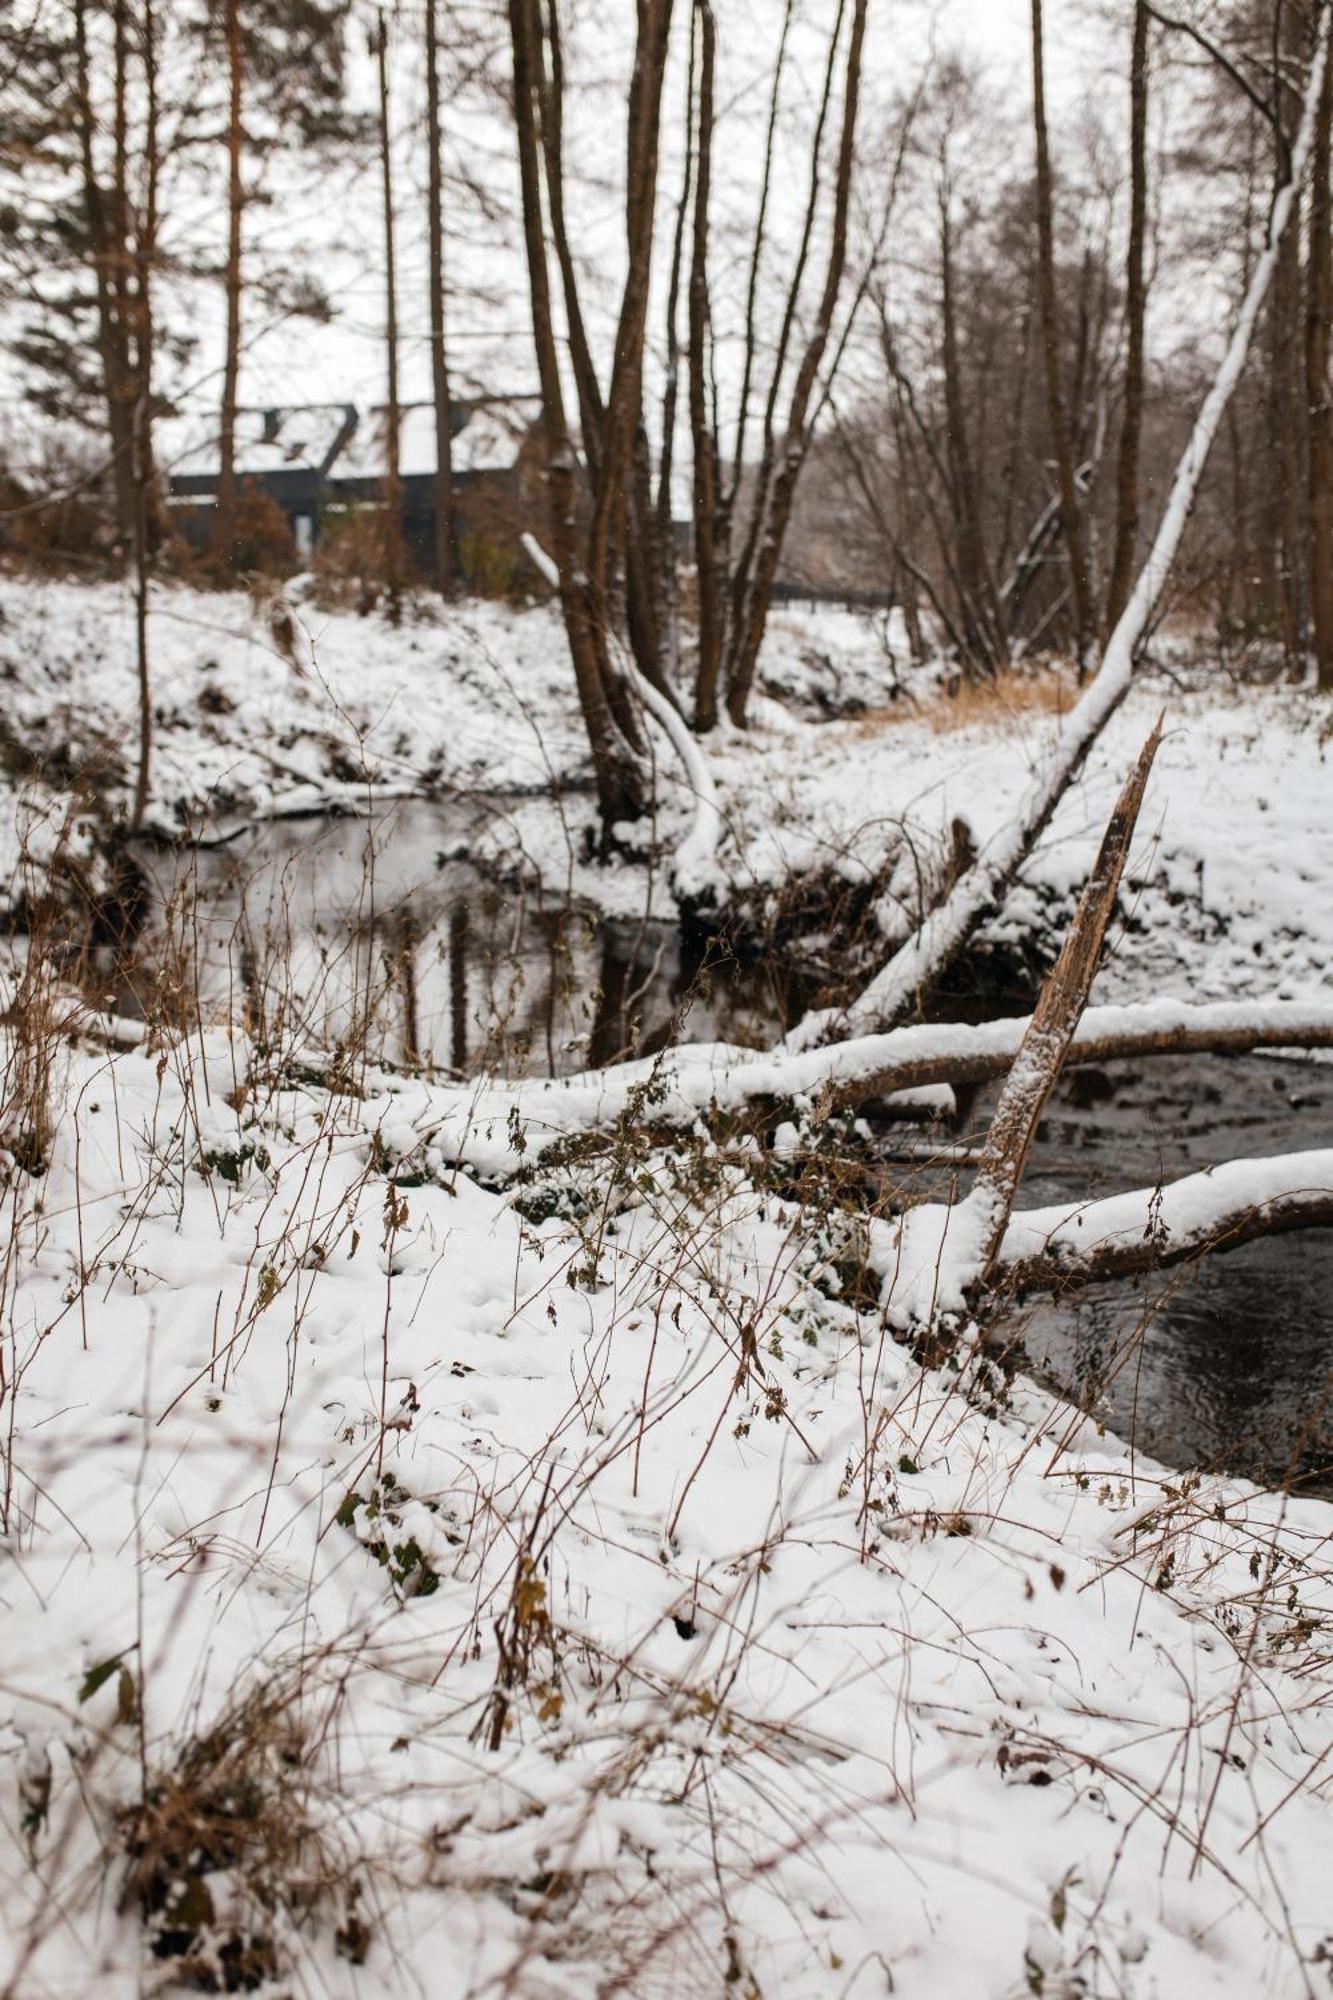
(1274, 1, 1305, 668)
(1307, 19, 1333, 687)
(425, 0, 456, 593)
(1031, 0, 1095, 668)
(723, 0, 849, 718)
(374, 9, 404, 624)
(653, 4, 696, 693)
(129, 0, 159, 832)
(970, 721, 1161, 1278)
(583, 1, 672, 666)
(727, 0, 794, 504)
(689, 0, 724, 731)
(214, 0, 243, 575)
(73, 0, 136, 543)
(724, 0, 868, 725)
(1105, 0, 1150, 635)
(939, 185, 1005, 673)
(1275, 210, 1305, 665)
(534, 0, 605, 477)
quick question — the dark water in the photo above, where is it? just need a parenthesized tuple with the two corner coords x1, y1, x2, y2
(988, 1056, 1333, 1496)
(99, 803, 1333, 1495)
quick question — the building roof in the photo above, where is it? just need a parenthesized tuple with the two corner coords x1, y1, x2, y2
(161, 404, 356, 483)
(163, 395, 541, 489)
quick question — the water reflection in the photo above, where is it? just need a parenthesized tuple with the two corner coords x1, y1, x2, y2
(95, 802, 803, 1079)
(85, 805, 1333, 1491)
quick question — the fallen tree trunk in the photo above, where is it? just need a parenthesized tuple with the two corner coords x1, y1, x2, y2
(871, 1150, 1333, 1326)
(787, 6, 1333, 1050)
(405, 997, 1333, 1175)
(999, 1150, 1333, 1294)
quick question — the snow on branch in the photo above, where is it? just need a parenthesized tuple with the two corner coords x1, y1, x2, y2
(873, 1150, 1333, 1327)
(520, 531, 722, 895)
(404, 996, 1333, 1176)
(999, 1149, 1333, 1292)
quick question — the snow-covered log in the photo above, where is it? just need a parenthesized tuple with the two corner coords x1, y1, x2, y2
(999, 1149, 1333, 1293)
(407, 996, 1333, 1175)
(873, 1150, 1333, 1326)
(788, 6, 1333, 1050)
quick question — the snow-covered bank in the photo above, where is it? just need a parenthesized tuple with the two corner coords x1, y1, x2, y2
(2, 573, 1332, 1013)
(2, 1026, 1332, 1998)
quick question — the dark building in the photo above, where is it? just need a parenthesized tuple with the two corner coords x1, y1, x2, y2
(164, 395, 544, 584)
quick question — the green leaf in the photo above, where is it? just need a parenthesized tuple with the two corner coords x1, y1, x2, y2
(78, 1654, 125, 1704)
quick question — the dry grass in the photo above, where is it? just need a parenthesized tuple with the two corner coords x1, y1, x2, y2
(854, 659, 1076, 736)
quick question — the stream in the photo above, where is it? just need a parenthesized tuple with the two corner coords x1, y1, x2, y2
(96, 800, 1333, 1497)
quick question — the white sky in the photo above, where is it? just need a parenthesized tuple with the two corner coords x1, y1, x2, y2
(1, 2, 1181, 457)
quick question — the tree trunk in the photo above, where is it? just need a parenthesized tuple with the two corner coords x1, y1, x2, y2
(214, 0, 244, 576)
(424, 0, 456, 593)
(1031, 0, 1095, 669)
(689, 0, 724, 731)
(72, 0, 136, 544)
(508, 0, 644, 831)
(373, 9, 404, 625)
(130, 0, 159, 831)
(724, 0, 868, 725)
(1307, 19, 1333, 688)
(1105, 0, 1149, 636)
(583, 0, 673, 682)
(938, 185, 1005, 673)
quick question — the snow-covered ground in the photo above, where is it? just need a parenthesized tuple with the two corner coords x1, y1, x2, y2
(2, 572, 1331, 1006)
(2, 573, 1333, 1998)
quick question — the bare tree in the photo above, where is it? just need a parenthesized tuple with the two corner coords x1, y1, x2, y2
(129, 0, 158, 832)
(1105, 0, 1151, 636)
(372, 4, 404, 624)
(1031, 0, 1095, 669)
(506, 0, 659, 832)
(213, 0, 244, 571)
(425, 0, 457, 593)
(1308, 5, 1333, 686)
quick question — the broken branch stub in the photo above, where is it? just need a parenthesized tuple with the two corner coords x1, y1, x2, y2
(971, 719, 1163, 1278)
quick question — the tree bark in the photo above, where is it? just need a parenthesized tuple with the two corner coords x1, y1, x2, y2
(72, 0, 136, 544)
(689, 0, 724, 731)
(724, 0, 868, 725)
(129, 0, 159, 831)
(214, 0, 244, 575)
(1105, 0, 1150, 636)
(938, 183, 1006, 673)
(508, 0, 645, 830)
(1031, 0, 1095, 669)
(1307, 16, 1333, 687)
(970, 722, 1162, 1277)
(373, 9, 404, 625)
(425, 0, 456, 593)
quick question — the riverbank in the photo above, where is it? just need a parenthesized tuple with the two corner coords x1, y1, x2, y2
(2, 572, 1333, 1998)
(2, 572, 1332, 1014)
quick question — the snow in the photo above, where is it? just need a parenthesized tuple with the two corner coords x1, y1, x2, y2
(3, 574, 1333, 1994)
(3, 1025, 1333, 1997)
